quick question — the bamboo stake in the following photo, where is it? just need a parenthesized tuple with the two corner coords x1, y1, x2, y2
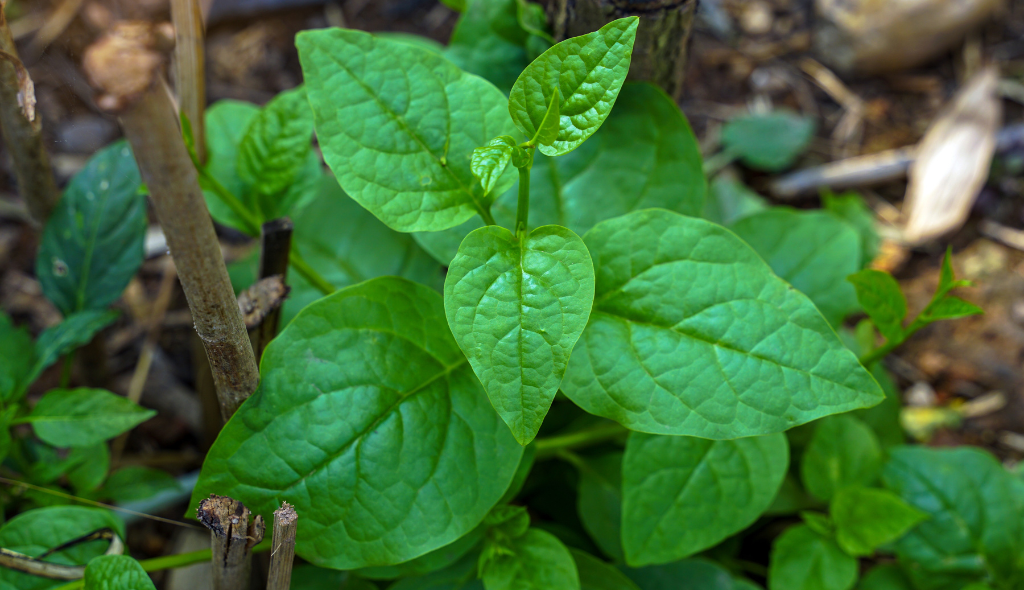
(266, 502, 297, 590)
(197, 495, 264, 590)
(0, 1, 57, 224)
(82, 24, 259, 419)
(171, 0, 207, 163)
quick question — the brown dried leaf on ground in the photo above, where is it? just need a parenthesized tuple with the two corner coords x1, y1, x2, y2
(901, 66, 1002, 245)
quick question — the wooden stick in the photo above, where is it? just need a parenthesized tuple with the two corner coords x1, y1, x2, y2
(197, 495, 264, 590)
(0, 2, 57, 224)
(171, 0, 207, 163)
(266, 502, 297, 590)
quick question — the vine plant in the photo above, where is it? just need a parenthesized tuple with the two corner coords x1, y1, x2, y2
(0, 2, 1020, 590)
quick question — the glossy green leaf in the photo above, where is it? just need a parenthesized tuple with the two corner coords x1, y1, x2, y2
(561, 209, 884, 438)
(390, 551, 484, 590)
(203, 99, 258, 229)
(575, 451, 625, 562)
(847, 270, 906, 342)
(66, 443, 110, 493)
(721, 111, 815, 172)
(281, 176, 443, 325)
(531, 88, 561, 147)
(622, 432, 788, 565)
(84, 555, 156, 590)
(473, 136, 517, 196)
(882, 446, 1024, 590)
(357, 525, 485, 580)
(0, 311, 36, 402)
(800, 415, 882, 502)
(375, 32, 445, 54)
(571, 549, 640, 590)
(509, 17, 639, 157)
(416, 83, 706, 264)
(100, 467, 180, 503)
(768, 525, 858, 590)
(823, 191, 879, 267)
(857, 565, 913, 590)
(297, 28, 517, 232)
(731, 208, 861, 326)
(445, 225, 595, 444)
(0, 506, 125, 590)
(702, 174, 767, 226)
(25, 388, 155, 448)
(446, 0, 530, 93)
(624, 558, 752, 590)
(190, 277, 523, 569)
(32, 310, 119, 383)
(481, 528, 580, 590)
(37, 141, 146, 315)
(236, 85, 316, 212)
(831, 487, 928, 557)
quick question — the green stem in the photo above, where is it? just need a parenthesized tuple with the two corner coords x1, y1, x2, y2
(50, 541, 273, 590)
(479, 207, 497, 226)
(534, 422, 628, 459)
(288, 250, 335, 296)
(515, 165, 530, 239)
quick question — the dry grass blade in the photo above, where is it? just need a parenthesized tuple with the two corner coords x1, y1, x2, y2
(901, 66, 1002, 244)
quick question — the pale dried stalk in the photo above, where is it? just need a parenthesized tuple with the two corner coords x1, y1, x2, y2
(266, 502, 298, 590)
(0, 2, 57, 224)
(171, 0, 207, 163)
(119, 80, 258, 419)
(197, 495, 265, 590)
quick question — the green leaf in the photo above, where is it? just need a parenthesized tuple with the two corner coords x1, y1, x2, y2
(702, 174, 767, 226)
(531, 88, 561, 147)
(800, 415, 882, 502)
(570, 549, 640, 590)
(800, 512, 834, 537)
(473, 136, 517, 196)
(769, 525, 857, 590)
(84, 555, 156, 590)
(622, 432, 788, 566)
(190, 277, 523, 569)
(575, 452, 625, 562)
(0, 506, 125, 590)
(854, 364, 905, 448)
(445, 225, 595, 444)
(281, 176, 443, 325)
(919, 295, 983, 322)
(0, 311, 36, 401)
(624, 558, 751, 590)
(509, 17, 639, 157)
(847, 270, 907, 342)
(236, 86, 316, 215)
(25, 388, 155, 448)
(499, 444, 536, 504)
(297, 28, 517, 232)
(561, 209, 884, 438)
(66, 443, 110, 493)
(823, 191, 879, 268)
(0, 406, 16, 464)
(375, 32, 445, 54)
(721, 111, 815, 172)
(290, 564, 350, 590)
(100, 467, 180, 503)
(765, 474, 817, 517)
(390, 551, 484, 590)
(32, 310, 119, 383)
(416, 83, 706, 264)
(37, 141, 146, 315)
(481, 528, 580, 590)
(356, 525, 485, 580)
(445, 0, 531, 93)
(857, 565, 913, 590)
(203, 99, 258, 229)
(440, 0, 467, 11)
(831, 487, 928, 557)
(730, 208, 861, 327)
(485, 505, 531, 539)
(882, 446, 1024, 590)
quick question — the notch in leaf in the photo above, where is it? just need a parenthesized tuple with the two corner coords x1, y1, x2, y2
(509, 17, 639, 157)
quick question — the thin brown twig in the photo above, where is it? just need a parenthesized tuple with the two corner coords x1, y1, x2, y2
(171, 0, 207, 163)
(266, 502, 298, 590)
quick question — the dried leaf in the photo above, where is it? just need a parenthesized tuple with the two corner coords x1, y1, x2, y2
(901, 66, 1001, 244)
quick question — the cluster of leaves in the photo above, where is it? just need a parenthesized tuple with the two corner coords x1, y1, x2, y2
(0, 144, 180, 590)
(2, 1, 1014, 589)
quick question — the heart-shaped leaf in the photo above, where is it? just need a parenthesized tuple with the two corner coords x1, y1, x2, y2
(445, 225, 595, 444)
(509, 17, 639, 157)
(561, 209, 884, 438)
(190, 277, 523, 569)
(298, 28, 517, 232)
